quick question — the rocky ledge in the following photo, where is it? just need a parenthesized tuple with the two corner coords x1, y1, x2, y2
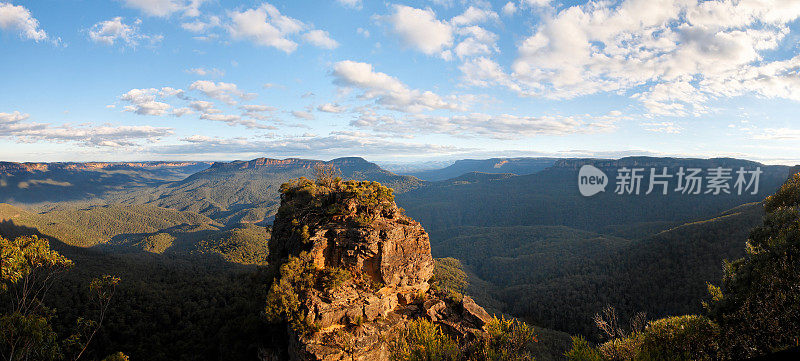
(265, 177, 493, 361)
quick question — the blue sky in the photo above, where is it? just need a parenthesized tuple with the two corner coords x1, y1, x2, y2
(1, 0, 800, 164)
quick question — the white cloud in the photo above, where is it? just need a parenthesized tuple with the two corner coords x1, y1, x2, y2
(351, 111, 619, 139)
(385, 5, 453, 57)
(186, 67, 224, 77)
(0, 111, 172, 147)
(120, 88, 178, 116)
(454, 26, 497, 59)
(357, 27, 369, 38)
(189, 80, 255, 105)
(753, 128, 800, 140)
(0, 2, 48, 41)
(291, 110, 314, 120)
(522, 0, 552, 7)
(317, 103, 346, 113)
(336, 0, 362, 9)
(154, 132, 463, 157)
(181, 15, 219, 33)
(189, 100, 218, 113)
(0, 111, 29, 124)
(504, 0, 800, 114)
(239, 104, 275, 112)
(451, 6, 499, 26)
(227, 3, 305, 53)
(20, 125, 172, 147)
(89, 17, 159, 47)
(199, 113, 275, 129)
(332, 60, 462, 113)
(120, 0, 205, 18)
(502, 2, 517, 16)
(171, 107, 193, 117)
(459, 57, 521, 92)
(302, 29, 338, 49)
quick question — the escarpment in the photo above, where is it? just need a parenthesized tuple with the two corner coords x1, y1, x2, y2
(265, 177, 493, 361)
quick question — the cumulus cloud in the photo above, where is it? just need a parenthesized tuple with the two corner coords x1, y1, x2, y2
(171, 107, 193, 117)
(227, 3, 304, 53)
(501, 0, 800, 114)
(302, 29, 338, 49)
(291, 110, 314, 120)
(19, 125, 173, 147)
(89, 17, 160, 47)
(119, 88, 182, 116)
(459, 57, 521, 92)
(189, 100, 218, 113)
(385, 5, 453, 57)
(0, 111, 29, 124)
(332, 60, 462, 113)
(0, 110, 172, 147)
(382, 4, 499, 61)
(454, 26, 498, 59)
(189, 80, 255, 105)
(181, 15, 219, 33)
(451, 6, 499, 26)
(502, 2, 517, 16)
(120, 0, 205, 18)
(317, 103, 346, 113)
(0, 2, 48, 41)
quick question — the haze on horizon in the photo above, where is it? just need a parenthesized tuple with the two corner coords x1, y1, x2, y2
(2, 0, 800, 165)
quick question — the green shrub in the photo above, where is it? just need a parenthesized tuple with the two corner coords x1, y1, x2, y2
(390, 319, 461, 361)
(565, 336, 603, 361)
(264, 253, 317, 334)
(474, 316, 537, 361)
(637, 315, 718, 361)
(597, 333, 642, 361)
(320, 267, 352, 292)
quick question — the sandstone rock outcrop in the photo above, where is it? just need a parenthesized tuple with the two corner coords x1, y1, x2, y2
(266, 177, 493, 361)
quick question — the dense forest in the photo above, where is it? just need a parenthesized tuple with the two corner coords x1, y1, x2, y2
(1, 157, 799, 360)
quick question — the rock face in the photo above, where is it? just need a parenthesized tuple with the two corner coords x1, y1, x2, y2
(267, 178, 492, 361)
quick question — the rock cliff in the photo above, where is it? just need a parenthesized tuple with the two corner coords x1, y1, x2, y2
(266, 177, 492, 361)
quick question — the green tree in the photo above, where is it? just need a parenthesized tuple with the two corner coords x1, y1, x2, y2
(1, 236, 121, 361)
(1, 235, 72, 361)
(705, 172, 800, 359)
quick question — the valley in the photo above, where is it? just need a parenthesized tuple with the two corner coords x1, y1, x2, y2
(0, 155, 797, 360)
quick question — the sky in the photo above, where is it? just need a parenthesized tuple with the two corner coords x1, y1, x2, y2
(1, 0, 800, 164)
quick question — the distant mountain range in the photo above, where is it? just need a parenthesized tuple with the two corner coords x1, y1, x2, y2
(109, 157, 422, 225)
(398, 157, 793, 236)
(403, 157, 558, 181)
(1, 154, 798, 346)
(0, 161, 212, 203)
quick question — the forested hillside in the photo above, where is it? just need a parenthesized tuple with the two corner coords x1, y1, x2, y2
(0, 161, 211, 203)
(426, 202, 764, 337)
(399, 157, 790, 236)
(0, 203, 270, 264)
(110, 157, 422, 225)
(405, 157, 557, 181)
(1, 157, 797, 360)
